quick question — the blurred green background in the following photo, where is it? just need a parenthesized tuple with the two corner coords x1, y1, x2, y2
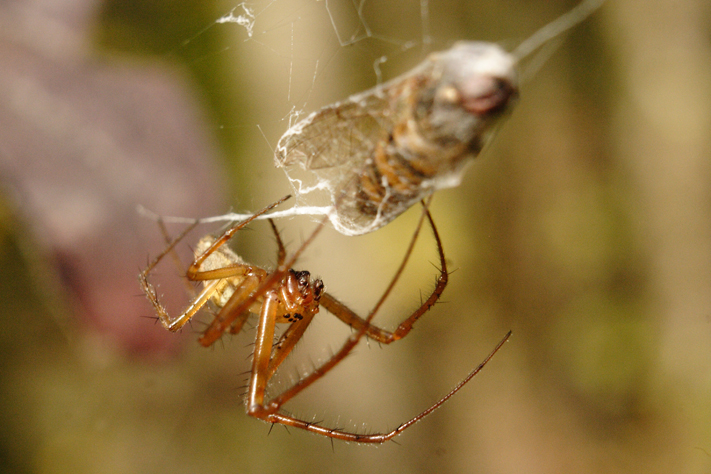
(1, 0, 710, 473)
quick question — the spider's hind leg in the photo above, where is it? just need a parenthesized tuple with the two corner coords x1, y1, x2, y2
(320, 201, 447, 344)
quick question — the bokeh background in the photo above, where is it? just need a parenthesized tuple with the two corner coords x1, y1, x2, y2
(1, 0, 710, 473)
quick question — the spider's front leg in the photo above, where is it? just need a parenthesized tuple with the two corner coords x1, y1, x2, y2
(244, 288, 383, 441)
(139, 218, 207, 332)
(247, 289, 280, 414)
(245, 272, 324, 424)
(171, 228, 267, 340)
(139, 195, 291, 335)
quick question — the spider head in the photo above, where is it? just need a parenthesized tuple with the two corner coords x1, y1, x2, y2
(280, 270, 324, 322)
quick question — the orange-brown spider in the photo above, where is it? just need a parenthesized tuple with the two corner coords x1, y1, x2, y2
(139, 195, 510, 443)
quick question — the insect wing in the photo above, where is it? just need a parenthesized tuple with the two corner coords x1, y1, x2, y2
(274, 64, 431, 234)
(276, 89, 394, 171)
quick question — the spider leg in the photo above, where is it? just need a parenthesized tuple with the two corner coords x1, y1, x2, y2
(246, 290, 281, 412)
(266, 311, 317, 379)
(245, 288, 375, 439)
(247, 195, 506, 442)
(214, 175, 362, 347)
(248, 330, 510, 443)
(187, 195, 290, 280)
(156, 218, 197, 297)
(163, 279, 223, 332)
(140, 196, 289, 335)
(139, 219, 204, 331)
(186, 197, 290, 345)
(267, 219, 287, 267)
(259, 217, 320, 376)
(203, 211, 332, 346)
(198, 274, 262, 347)
(245, 295, 377, 443)
(319, 204, 447, 344)
(260, 197, 434, 414)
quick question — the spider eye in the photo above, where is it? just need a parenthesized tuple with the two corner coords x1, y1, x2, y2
(288, 313, 303, 322)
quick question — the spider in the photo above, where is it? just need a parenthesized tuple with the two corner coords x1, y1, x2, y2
(139, 195, 510, 443)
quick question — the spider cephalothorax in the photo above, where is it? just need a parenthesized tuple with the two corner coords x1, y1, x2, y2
(277, 269, 324, 323)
